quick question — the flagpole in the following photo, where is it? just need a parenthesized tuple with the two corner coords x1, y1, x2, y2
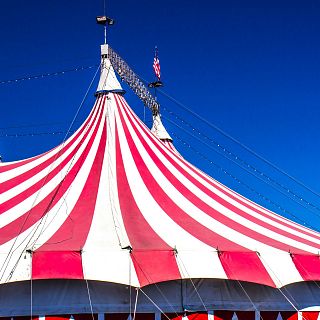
(148, 46, 163, 116)
(154, 46, 158, 105)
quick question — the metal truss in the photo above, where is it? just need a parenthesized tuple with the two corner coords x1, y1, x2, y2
(108, 46, 159, 115)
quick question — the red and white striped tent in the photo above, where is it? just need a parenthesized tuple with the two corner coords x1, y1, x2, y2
(1, 44, 320, 318)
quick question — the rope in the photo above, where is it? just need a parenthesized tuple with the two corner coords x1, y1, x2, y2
(162, 106, 320, 217)
(130, 253, 180, 317)
(85, 279, 95, 320)
(170, 131, 316, 230)
(26, 96, 103, 251)
(30, 258, 33, 320)
(129, 250, 132, 317)
(137, 72, 320, 228)
(258, 255, 306, 320)
(132, 288, 139, 320)
(139, 288, 172, 320)
(292, 256, 320, 291)
(158, 89, 320, 202)
(107, 95, 126, 248)
(175, 254, 208, 312)
(0, 64, 101, 283)
(235, 280, 263, 320)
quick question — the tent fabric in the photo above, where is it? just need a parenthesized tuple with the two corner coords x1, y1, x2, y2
(151, 113, 173, 141)
(1, 45, 320, 289)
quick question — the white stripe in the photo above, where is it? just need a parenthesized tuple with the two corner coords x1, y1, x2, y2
(0, 102, 102, 203)
(0, 99, 100, 182)
(116, 105, 214, 251)
(259, 252, 303, 287)
(0, 106, 106, 284)
(0, 251, 31, 283)
(31, 103, 107, 250)
(120, 103, 308, 254)
(176, 250, 227, 280)
(123, 98, 320, 240)
(122, 100, 320, 251)
(82, 249, 139, 286)
(0, 105, 104, 229)
(83, 95, 138, 286)
(188, 159, 320, 239)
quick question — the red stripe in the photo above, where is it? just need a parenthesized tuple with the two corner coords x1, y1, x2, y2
(119, 96, 320, 251)
(38, 122, 107, 251)
(0, 104, 104, 245)
(32, 122, 107, 279)
(115, 123, 181, 286)
(32, 251, 83, 279)
(0, 98, 103, 192)
(292, 254, 320, 281)
(219, 251, 275, 287)
(131, 250, 180, 286)
(121, 93, 320, 240)
(301, 312, 320, 320)
(0, 101, 104, 216)
(0, 99, 101, 174)
(187, 313, 208, 320)
(118, 97, 312, 253)
(120, 95, 320, 243)
(115, 96, 246, 251)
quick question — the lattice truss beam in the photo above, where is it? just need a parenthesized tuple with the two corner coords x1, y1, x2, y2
(108, 46, 159, 115)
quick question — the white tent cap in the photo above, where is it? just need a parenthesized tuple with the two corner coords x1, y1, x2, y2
(96, 44, 124, 94)
(151, 113, 172, 141)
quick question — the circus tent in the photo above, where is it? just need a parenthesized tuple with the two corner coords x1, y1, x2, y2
(1, 44, 320, 318)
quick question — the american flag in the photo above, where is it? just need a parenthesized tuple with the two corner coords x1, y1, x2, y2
(153, 47, 161, 80)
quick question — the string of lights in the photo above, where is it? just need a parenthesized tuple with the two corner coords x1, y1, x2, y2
(0, 131, 74, 138)
(170, 131, 316, 231)
(164, 114, 320, 224)
(0, 124, 315, 230)
(0, 65, 98, 85)
(0, 63, 317, 230)
(162, 106, 320, 214)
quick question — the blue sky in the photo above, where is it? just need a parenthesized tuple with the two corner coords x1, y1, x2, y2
(1, 0, 320, 229)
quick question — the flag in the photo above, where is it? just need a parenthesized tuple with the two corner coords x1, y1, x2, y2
(153, 47, 161, 81)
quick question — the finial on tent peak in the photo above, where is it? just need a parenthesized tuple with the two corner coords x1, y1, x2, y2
(96, 16, 115, 44)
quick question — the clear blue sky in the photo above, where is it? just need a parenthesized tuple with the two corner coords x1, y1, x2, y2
(1, 0, 320, 229)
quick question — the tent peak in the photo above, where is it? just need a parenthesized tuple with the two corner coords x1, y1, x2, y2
(151, 113, 172, 141)
(95, 44, 125, 96)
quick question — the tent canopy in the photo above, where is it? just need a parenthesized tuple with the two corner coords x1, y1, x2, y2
(0, 44, 320, 292)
